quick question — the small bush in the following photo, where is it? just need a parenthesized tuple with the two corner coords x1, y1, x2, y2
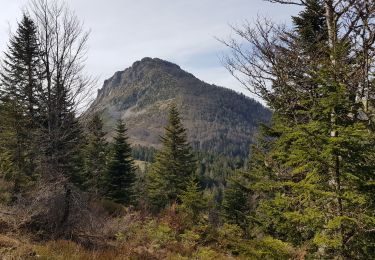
(100, 199, 126, 216)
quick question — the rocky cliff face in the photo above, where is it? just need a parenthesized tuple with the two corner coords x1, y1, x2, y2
(86, 57, 271, 157)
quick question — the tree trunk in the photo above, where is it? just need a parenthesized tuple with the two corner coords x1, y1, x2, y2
(325, 1, 344, 258)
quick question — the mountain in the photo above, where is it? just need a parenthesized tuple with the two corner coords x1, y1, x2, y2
(86, 57, 271, 157)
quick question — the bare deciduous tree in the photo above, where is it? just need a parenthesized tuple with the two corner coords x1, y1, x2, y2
(221, 1, 375, 258)
(29, 0, 95, 177)
(222, 0, 375, 114)
(9, 0, 98, 235)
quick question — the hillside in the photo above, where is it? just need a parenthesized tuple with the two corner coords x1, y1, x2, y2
(86, 57, 271, 157)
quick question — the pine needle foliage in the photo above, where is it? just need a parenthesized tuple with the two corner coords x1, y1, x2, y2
(106, 120, 136, 205)
(147, 104, 195, 211)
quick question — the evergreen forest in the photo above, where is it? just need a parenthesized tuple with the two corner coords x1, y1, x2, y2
(0, 0, 374, 259)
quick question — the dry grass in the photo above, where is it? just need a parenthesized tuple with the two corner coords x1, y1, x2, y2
(0, 199, 251, 259)
(0, 238, 232, 260)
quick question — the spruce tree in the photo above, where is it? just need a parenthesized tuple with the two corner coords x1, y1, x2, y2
(82, 114, 108, 195)
(1, 13, 41, 119)
(223, 1, 375, 258)
(147, 104, 195, 211)
(106, 120, 135, 205)
(0, 14, 41, 195)
(178, 176, 206, 223)
(292, 0, 327, 53)
(223, 173, 252, 234)
(223, 127, 274, 237)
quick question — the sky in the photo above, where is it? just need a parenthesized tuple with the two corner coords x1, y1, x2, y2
(0, 0, 301, 100)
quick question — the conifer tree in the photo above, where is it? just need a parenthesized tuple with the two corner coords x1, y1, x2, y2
(223, 173, 252, 233)
(27, 0, 91, 180)
(178, 176, 206, 223)
(0, 14, 41, 195)
(147, 104, 195, 211)
(82, 114, 108, 195)
(292, 0, 327, 53)
(223, 128, 274, 237)
(106, 120, 135, 205)
(1, 13, 41, 119)
(223, 0, 375, 258)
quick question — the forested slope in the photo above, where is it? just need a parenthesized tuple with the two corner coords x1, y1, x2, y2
(86, 57, 271, 157)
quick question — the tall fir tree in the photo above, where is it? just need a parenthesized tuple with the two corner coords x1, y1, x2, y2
(147, 104, 195, 211)
(292, 0, 327, 53)
(0, 13, 41, 119)
(41, 74, 84, 180)
(106, 120, 135, 205)
(0, 14, 41, 196)
(223, 0, 375, 258)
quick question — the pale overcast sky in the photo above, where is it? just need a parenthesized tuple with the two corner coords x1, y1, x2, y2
(0, 0, 300, 99)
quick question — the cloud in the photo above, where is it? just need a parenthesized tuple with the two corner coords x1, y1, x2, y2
(0, 0, 301, 102)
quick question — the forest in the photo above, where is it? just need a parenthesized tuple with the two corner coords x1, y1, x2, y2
(0, 0, 374, 259)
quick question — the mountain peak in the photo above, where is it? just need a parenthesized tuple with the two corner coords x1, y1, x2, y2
(98, 57, 192, 99)
(89, 58, 270, 157)
(135, 57, 181, 70)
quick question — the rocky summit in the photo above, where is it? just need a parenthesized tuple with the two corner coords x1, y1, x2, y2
(86, 57, 271, 157)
